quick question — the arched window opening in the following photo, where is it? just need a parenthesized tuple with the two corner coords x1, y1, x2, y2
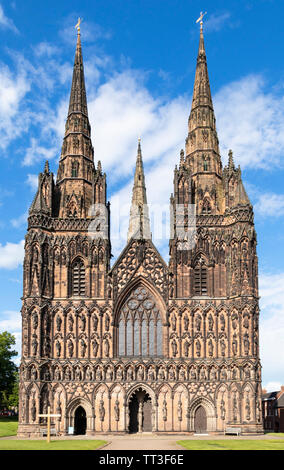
(202, 198, 211, 214)
(118, 286, 163, 357)
(194, 258, 207, 296)
(71, 161, 78, 178)
(71, 259, 85, 297)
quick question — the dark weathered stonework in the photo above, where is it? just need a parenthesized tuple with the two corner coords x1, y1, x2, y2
(18, 28, 263, 436)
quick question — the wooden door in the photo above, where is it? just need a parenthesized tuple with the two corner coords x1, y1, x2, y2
(194, 406, 207, 433)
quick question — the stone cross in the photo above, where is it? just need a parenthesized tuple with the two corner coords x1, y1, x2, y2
(38, 406, 61, 443)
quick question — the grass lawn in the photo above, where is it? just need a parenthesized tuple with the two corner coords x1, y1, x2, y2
(0, 417, 18, 437)
(177, 439, 284, 450)
(0, 440, 107, 450)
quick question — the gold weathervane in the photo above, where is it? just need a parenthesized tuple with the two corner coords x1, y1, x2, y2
(196, 11, 207, 29)
(75, 17, 82, 33)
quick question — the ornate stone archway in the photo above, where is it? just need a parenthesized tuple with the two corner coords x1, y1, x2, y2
(66, 397, 93, 435)
(126, 385, 156, 433)
(188, 396, 217, 432)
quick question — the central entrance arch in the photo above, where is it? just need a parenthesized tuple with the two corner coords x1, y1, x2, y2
(74, 406, 87, 435)
(129, 388, 152, 433)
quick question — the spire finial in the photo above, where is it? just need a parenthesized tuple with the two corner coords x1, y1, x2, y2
(75, 17, 82, 35)
(196, 11, 207, 30)
(44, 160, 50, 174)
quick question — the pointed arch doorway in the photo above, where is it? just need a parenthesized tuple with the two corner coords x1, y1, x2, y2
(74, 406, 87, 435)
(129, 388, 152, 433)
(194, 405, 207, 434)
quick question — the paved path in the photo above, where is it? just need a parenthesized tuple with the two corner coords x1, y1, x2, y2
(101, 435, 183, 450)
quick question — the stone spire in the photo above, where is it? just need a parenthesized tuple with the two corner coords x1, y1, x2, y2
(127, 139, 151, 241)
(55, 29, 96, 218)
(68, 30, 88, 117)
(185, 24, 222, 178)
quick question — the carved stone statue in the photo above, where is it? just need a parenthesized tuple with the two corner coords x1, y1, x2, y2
(137, 366, 144, 381)
(114, 400, 120, 422)
(92, 339, 99, 357)
(55, 340, 61, 357)
(68, 339, 74, 358)
(80, 315, 86, 332)
(99, 399, 105, 422)
(162, 399, 167, 422)
(171, 339, 177, 357)
(32, 312, 38, 330)
(177, 399, 182, 422)
(184, 314, 189, 331)
(32, 336, 38, 356)
(56, 315, 62, 332)
(92, 314, 98, 331)
(104, 338, 110, 357)
(105, 314, 110, 331)
(68, 315, 74, 332)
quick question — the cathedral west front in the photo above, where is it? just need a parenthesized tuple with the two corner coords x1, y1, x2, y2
(17, 21, 263, 436)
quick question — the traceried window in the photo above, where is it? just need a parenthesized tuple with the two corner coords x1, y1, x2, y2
(71, 259, 85, 296)
(194, 257, 207, 295)
(71, 161, 78, 178)
(118, 286, 163, 357)
(202, 198, 211, 214)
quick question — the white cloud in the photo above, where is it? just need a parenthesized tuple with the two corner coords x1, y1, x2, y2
(215, 75, 284, 169)
(0, 240, 24, 269)
(204, 12, 232, 33)
(26, 174, 39, 191)
(254, 192, 284, 217)
(89, 71, 188, 179)
(0, 310, 21, 365)
(33, 41, 60, 58)
(0, 64, 31, 150)
(263, 382, 282, 393)
(59, 16, 112, 46)
(259, 272, 284, 385)
(11, 211, 28, 228)
(0, 4, 18, 34)
(23, 137, 58, 166)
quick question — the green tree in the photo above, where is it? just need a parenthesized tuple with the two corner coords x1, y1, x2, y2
(8, 371, 19, 409)
(0, 332, 18, 409)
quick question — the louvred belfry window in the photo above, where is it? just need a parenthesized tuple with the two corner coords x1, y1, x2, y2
(71, 259, 85, 296)
(194, 257, 207, 295)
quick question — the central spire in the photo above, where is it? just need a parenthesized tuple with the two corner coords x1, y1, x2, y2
(127, 139, 151, 242)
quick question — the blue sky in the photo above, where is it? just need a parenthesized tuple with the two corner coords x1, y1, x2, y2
(0, 0, 283, 391)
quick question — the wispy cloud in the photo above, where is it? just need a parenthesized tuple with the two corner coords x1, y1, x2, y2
(215, 74, 284, 169)
(0, 4, 19, 34)
(0, 240, 24, 269)
(204, 12, 232, 33)
(0, 310, 21, 365)
(259, 272, 284, 383)
(254, 192, 284, 217)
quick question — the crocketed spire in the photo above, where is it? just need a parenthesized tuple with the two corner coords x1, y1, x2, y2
(68, 30, 88, 116)
(185, 22, 222, 179)
(127, 139, 151, 241)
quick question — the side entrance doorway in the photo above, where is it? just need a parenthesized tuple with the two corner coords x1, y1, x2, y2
(194, 405, 207, 433)
(74, 406, 87, 435)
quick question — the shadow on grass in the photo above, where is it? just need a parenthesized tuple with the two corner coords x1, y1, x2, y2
(177, 439, 284, 450)
(0, 418, 18, 438)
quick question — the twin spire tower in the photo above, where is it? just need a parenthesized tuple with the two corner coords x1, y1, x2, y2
(18, 17, 262, 437)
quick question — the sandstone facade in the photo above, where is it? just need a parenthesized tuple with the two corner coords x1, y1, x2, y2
(17, 26, 263, 436)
